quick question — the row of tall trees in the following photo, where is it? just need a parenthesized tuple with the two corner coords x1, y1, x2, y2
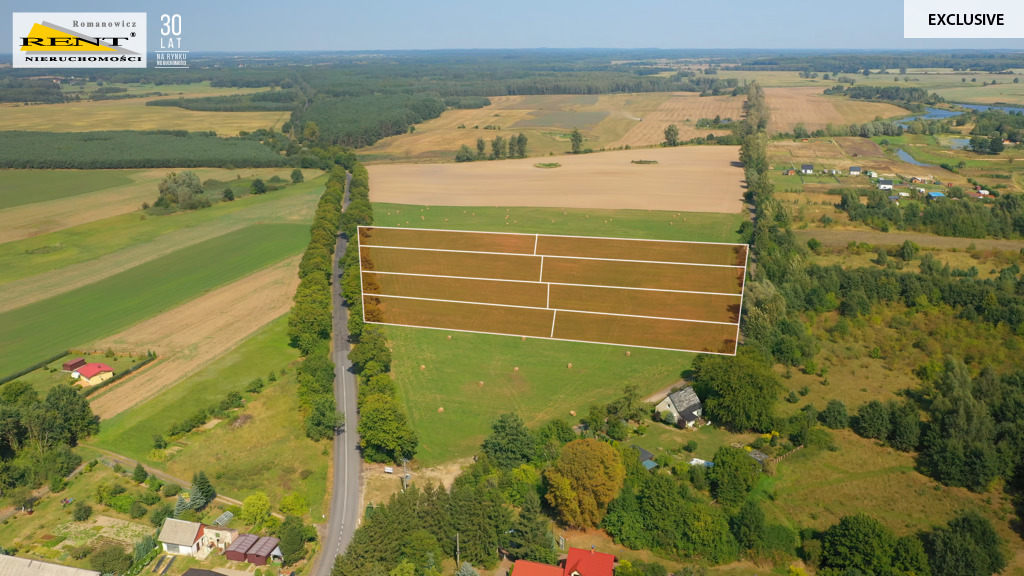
(455, 134, 528, 162)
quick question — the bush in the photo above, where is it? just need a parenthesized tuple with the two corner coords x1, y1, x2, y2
(72, 502, 93, 522)
(68, 544, 93, 560)
(130, 500, 148, 519)
(247, 377, 265, 394)
(819, 400, 849, 429)
(162, 483, 181, 497)
(90, 543, 132, 574)
(683, 440, 698, 453)
(140, 491, 161, 506)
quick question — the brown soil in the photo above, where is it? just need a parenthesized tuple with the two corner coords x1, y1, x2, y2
(88, 256, 300, 419)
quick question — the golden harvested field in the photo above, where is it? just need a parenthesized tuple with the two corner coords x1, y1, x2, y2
(0, 167, 305, 244)
(764, 87, 908, 133)
(89, 256, 300, 419)
(0, 94, 287, 134)
(549, 284, 739, 323)
(610, 93, 746, 148)
(541, 257, 743, 294)
(553, 310, 737, 354)
(367, 295, 556, 338)
(364, 272, 548, 308)
(362, 93, 673, 161)
(368, 146, 745, 213)
(361, 246, 542, 281)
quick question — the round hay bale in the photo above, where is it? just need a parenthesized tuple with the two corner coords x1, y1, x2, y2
(438, 407, 444, 413)
(625, 350, 632, 357)
(521, 336, 526, 342)
(478, 381, 484, 387)
(567, 362, 573, 369)
(420, 365, 426, 371)
(569, 410, 576, 417)
(513, 366, 519, 373)
(447, 335, 452, 340)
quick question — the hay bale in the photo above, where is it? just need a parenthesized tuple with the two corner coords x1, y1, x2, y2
(513, 367, 519, 373)
(420, 365, 426, 371)
(438, 407, 444, 413)
(625, 350, 632, 357)
(569, 410, 576, 417)
(567, 363, 573, 369)
(478, 381, 484, 387)
(521, 336, 526, 342)
(447, 335, 452, 340)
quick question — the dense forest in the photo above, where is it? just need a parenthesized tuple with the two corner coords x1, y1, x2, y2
(146, 89, 302, 112)
(728, 52, 1024, 72)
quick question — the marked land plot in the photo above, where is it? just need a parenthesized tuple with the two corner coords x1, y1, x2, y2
(359, 226, 747, 354)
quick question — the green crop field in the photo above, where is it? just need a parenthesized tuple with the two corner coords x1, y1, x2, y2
(0, 173, 325, 288)
(513, 110, 610, 129)
(0, 223, 309, 376)
(0, 169, 138, 210)
(373, 204, 745, 466)
(88, 316, 328, 517)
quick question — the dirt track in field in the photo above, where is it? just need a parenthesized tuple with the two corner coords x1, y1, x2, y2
(610, 93, 746, 148)
(368, 147, 745, 213)
(88, 256, 300, 419)
(764, 87, 908, 133)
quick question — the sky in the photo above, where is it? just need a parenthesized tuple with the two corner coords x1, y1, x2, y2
(6, 0, 1024, 52)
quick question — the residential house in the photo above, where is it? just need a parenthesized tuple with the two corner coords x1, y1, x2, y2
(72, 363, 114, 386)
(800, 164, 814, 174)
(158, 519, 204, 557)
(182, 570, 225, 576)
(0, 555, 99, 576)
(877, 179, 894, 191)
(654, 386, 703, 427)
(849, 166, 862, 176)
(512, 561, 564, 576)
(782, 169, 797, 176)
(563, 547, 616, 576)
(61, 358, 86, 372)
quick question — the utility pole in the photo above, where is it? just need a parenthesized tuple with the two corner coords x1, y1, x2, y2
(456, 532, 460, 568)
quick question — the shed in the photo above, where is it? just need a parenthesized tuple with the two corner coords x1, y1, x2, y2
(641, 460, 659, 471)
(849, 166, 862, 176)
(800, 164, 814, 174)
(783, 169, 797, 176)
(245, 536, 282, 566)
(928, 192, 946, 199)
(225, 533, 259, 562)
(62, 358, 86, 372)
(0, 555, 99, 576)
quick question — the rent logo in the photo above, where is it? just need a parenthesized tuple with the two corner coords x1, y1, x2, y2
(12, 13, 147, 68)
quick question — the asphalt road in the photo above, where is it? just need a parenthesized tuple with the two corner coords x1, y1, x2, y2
(313, 171, 360, 576)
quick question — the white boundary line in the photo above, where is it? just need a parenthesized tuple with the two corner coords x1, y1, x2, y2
(361, 318, 737, 356)
(533, 233, 539, 255)
(362, 244, 743, 269)
(546, 283, 551, 308)
(358, 225, 748, 247)
(539, 256, 544, 281)
(550, 310, 557, 338)
(363, 270, 743, 297)
(368, 293, 738, 326)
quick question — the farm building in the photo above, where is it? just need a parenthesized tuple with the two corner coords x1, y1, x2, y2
(0, 555, 99, 576)
(158, 518, 205, 556)
(225, 533, 260, 562)
(849, 166, 862, 176)
(201, 525, 237, 553)
(800, 164, 814, 174)
(71, 363, 114, 386)
(245, 536, 283, 566)
(888, 195, 900, 203)
(868, 171, 878, 178)
(928, 192, 947, 199)
(654, 386, 703, 427)
(877, 179, 893, 191)
(630, 445, 658, 471)
(61, 357, 86, 372)
(782, 169, 797, 175)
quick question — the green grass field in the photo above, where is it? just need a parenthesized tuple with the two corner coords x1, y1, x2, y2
(89, 316, 328, 518)
(373, 204, 745, 242)
(0, 223, 309, 376)
(0, 173, 325, 287)
(0, 169, 138, 210)
(373, 204, 745, 466)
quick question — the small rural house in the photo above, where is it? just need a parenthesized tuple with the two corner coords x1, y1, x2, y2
(878, 179, 894, 191)
(849, 166, 862, 176)
(868, 171, 878, 178)
(0, 555, 100, 576)
(800, 164, 814, 174)
(783, 169, 797, 175)
(159, 518, 205, 556)
(655, 386, 703, 427)
(71, 363, 114, 386)
(61, 358, 86, 372)
(888, 195, 900, 204)
(512, 547, 615, 576)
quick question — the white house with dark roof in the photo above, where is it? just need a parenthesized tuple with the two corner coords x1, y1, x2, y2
(800, 164, 814, 174)
(849, 166, 862, 176)
(655, 386, 703, 427)
(878, 179, 894, 191)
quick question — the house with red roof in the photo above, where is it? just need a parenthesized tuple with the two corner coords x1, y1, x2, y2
(513, 547, 615, 576)
(71, 363, 114, 386)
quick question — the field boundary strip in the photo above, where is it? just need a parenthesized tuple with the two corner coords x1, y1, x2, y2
(357, 225, 748, 355)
